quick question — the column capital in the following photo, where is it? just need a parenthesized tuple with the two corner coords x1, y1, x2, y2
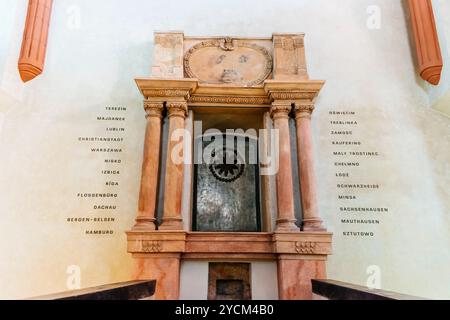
(270, 101, 292, 120)
(293, 102, 315, 119)
(144, 100, 164, 119)
(166, 101, 188, 119)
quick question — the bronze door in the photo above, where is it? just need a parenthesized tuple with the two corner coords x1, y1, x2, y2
(193, 134, 261, 232)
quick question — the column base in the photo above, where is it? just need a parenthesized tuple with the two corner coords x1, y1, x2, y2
(273, 231, 332, 299)
(132, 216, 157, 231)
(302, 218, 326, 232)
(127, 231, 186, 300)
(275, 219, 300, 232)
(159, 217, 183, 231)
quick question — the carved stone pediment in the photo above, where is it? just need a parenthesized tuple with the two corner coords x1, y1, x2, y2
(184, 38, 273, 87)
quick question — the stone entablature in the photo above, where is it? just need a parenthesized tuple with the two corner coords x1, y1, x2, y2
(135, 78, 325, 107)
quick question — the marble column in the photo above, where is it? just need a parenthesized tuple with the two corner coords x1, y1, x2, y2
(159, 102, 188, 230)
(270, 101, 299, 232)
(294, 102, 324, 231)
(18, 0, 53, 82)
(133, 101, 164, 230)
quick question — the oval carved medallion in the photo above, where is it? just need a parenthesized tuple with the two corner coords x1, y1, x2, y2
(184, 38, 273, 86)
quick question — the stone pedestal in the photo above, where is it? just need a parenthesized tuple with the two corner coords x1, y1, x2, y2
(128, 230, 332, 300)
(133, 254, 181, 300)
(273, 232, 331, 300)
(277, 257, 326, 300)
(127, 231, 186, 300)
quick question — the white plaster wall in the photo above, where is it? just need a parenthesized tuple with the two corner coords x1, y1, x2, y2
(179, 261, 208, 300)
(251, 262, 279, 300)
(0, 0, 448, 299)
(429, 0, 450, 115)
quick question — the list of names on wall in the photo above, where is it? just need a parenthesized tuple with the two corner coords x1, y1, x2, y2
(68, 106, 128, 236)
(329, 110, 387, 239)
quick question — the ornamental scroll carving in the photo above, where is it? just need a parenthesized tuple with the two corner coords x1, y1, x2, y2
(295, 241, 316, 254)
(141, 240, 162, 253)
(184, 38, 273, 87)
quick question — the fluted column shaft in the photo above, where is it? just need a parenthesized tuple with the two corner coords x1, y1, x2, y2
(271, 102, 298, 232)
(408, 0, 443, 85)
(160, 102, 188, 230)
(294, 102, 324, 231)
(133, 101, 164, 230)
(18, 0, 53, 82)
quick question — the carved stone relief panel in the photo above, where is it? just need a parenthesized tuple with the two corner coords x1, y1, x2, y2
(184, 37, 273, 86)
(273, 33, 309, 80)
(151, 32, 184, 78)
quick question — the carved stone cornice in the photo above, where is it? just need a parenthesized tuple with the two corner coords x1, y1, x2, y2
(271, 92, 316, 101)
(264, 80, 325, 105)
(135, 79, 325, 109)
(189, 95, 271, 106)
(188, 85, 272, 107)
(135, 78, 198, 101)
(146, 89, 192, 100)
(166, 102, 188, 119)
(143, 101, 164, 119)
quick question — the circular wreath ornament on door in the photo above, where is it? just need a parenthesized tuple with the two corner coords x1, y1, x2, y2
(209, 148, 245, 183)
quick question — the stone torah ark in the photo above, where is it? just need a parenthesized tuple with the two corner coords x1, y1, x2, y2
(126, 32, 332, 300)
